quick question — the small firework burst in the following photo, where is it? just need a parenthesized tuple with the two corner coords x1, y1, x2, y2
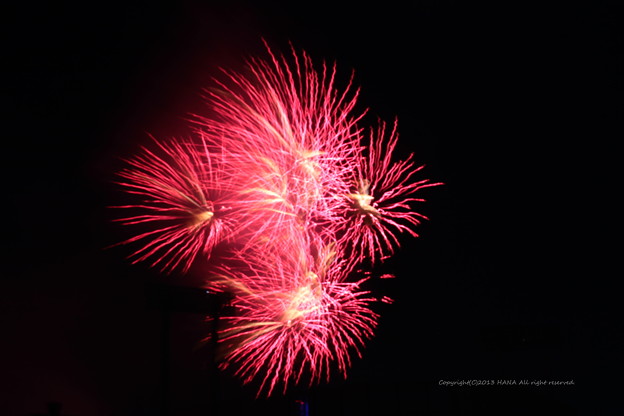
(112, 136, 235, 273)
(337, 120, 443, 269)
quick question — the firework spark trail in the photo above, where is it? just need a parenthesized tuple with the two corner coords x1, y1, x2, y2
(113, 42, 439, 397)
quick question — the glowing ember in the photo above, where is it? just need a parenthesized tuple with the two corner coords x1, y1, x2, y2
(113, 42, 440, 396)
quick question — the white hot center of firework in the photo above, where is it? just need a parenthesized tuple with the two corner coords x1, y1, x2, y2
(281, 272, 323, 327)
(348, 179, 381, 218)
(298, 149, 323, 179)
(189, 209, 214, 230)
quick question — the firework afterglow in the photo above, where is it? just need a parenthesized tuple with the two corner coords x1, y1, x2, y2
(113, 41, 440, 397)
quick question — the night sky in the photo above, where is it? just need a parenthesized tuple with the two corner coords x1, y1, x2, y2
(2, 1, 620, 415)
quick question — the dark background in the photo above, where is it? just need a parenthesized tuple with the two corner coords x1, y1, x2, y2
(2, 1, 620, 415)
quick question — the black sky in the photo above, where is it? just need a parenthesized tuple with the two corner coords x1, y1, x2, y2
(2, 1, 621, 415)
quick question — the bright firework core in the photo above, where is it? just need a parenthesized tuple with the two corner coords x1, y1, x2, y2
(190, 208, 214, 227)
(280, 272, 321, 327)
(113, 41, 441, 397)
(349, 179, 381, 221)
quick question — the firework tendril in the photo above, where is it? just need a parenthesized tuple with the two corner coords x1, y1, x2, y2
(113, 42, 441, 397)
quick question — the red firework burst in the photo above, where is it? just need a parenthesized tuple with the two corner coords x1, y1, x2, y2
(112, 136, 236, 273)
(193, 43, 363, 241)
(206, 234, 378, 397)
(336, 119, 443, 269)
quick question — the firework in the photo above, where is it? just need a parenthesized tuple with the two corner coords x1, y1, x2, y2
(112, 135, 236, 273)
(206, 234, 378, 397)
(113, 42, 439, 397)
(192, 43, 364, 240)
(336, 119, 443, 270)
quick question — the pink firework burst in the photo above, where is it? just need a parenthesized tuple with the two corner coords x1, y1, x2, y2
(337, 119, 443, 269)
(193, 43, 364, 242)
(206, 233, 378, 397)
(112, 136, 236, 274)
